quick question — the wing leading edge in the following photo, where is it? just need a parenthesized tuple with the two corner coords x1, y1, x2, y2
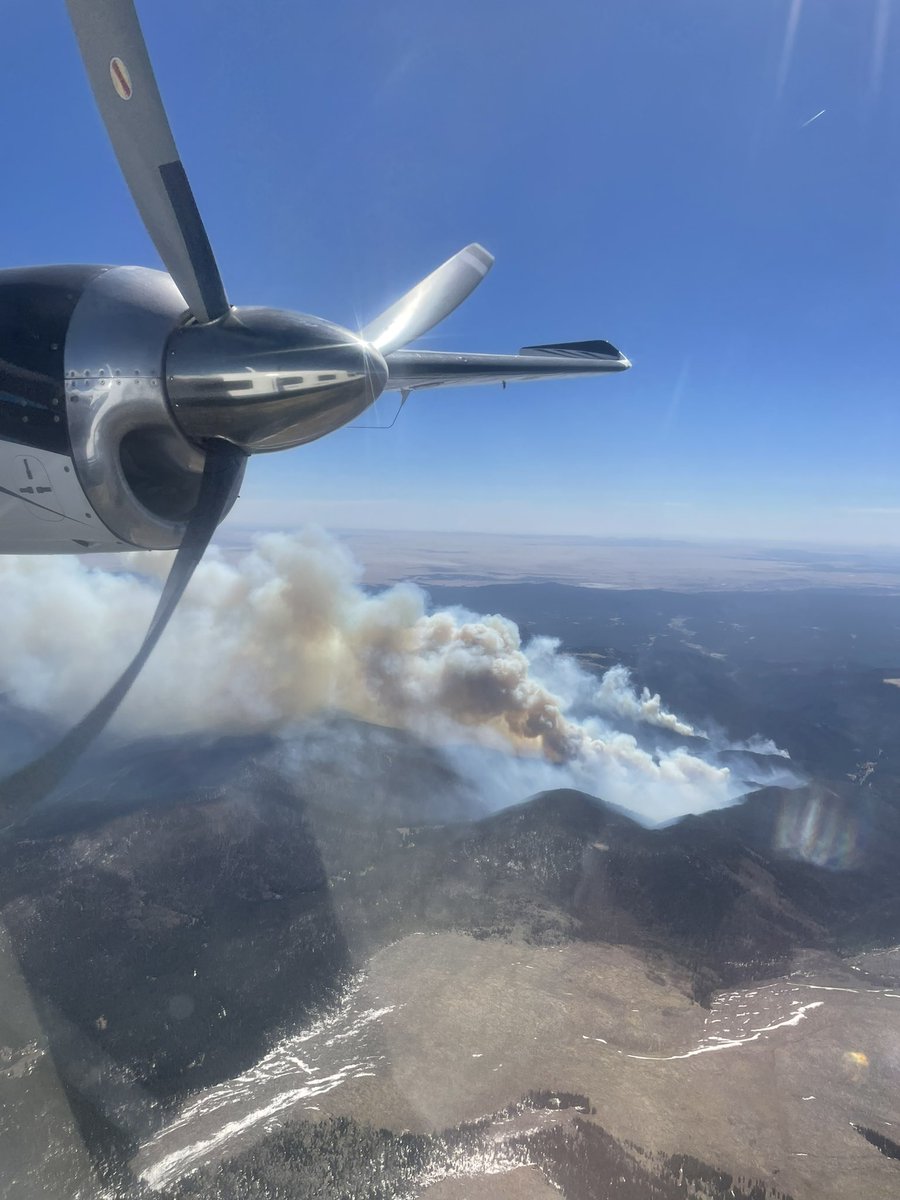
(383, 339, 630, 392)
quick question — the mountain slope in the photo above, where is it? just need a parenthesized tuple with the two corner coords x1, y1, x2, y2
(2, 721, 896, 1107)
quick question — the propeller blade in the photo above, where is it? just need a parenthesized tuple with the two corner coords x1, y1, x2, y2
(0, 441, 245, 821)
(66, 0, 229, 323)
(361, 243, 494, 356)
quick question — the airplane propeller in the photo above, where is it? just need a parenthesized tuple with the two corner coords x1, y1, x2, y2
(66, 0, 230, 325)
(361, 244, 495, 357)
(0, 0, 496, 819)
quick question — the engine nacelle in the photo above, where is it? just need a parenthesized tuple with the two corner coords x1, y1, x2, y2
(0, 264, 224, 552)
(65, 265, 226, 550)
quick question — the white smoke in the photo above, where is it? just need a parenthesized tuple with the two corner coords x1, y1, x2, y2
(0, 530, 797, 823)
(591, 664, 698, 738)
(731, 735, 792, 759)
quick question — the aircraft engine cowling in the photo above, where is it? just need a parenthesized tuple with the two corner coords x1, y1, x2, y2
(0, 264, 221, 552)
(63, 265, 237, 551)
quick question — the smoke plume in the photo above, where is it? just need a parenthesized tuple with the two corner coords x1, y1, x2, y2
(0, 530, 797, 823)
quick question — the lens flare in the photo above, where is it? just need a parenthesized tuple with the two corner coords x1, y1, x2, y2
(843, 1050, 870, 1083)
(776, 0, 804, 100)
(870, 0, 892, 105)
(774, 790, 862, 870)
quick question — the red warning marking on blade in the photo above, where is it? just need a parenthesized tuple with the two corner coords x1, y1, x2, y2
(109, 57, 133, 101)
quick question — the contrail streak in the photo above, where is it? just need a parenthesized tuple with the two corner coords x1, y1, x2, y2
(801, 109, 826, 128)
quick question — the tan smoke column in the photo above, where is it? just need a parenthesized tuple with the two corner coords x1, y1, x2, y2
(0, 529, 783, 818)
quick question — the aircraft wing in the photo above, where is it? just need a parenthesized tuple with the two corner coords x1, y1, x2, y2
(383, 340, 630, 392)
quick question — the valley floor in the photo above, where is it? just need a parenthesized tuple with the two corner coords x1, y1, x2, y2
(137, 933, 900, 1200)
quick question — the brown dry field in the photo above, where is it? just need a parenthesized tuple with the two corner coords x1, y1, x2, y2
(315, 933, 900, 1200)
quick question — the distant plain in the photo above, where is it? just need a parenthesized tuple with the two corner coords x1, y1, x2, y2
(226, 532, 900, 592)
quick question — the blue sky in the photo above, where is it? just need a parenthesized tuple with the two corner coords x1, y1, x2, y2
(4, 0, 900, 544)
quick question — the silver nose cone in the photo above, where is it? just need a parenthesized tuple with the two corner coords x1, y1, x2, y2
(165, 308, 388, 453)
